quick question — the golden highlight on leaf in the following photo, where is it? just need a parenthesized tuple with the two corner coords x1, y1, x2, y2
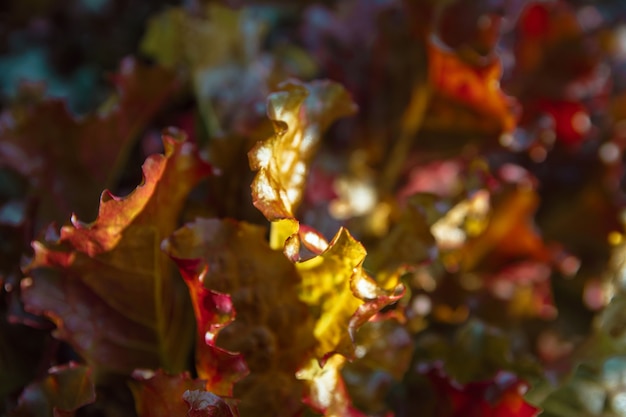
(249, 79, 357, 220)
(297, 355, 365, 417)
(21, 130, 212, 378)
(296, 227, 404, 363)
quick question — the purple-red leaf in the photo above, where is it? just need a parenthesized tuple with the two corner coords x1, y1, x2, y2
(0, 58, 180, 224)
(130, 370, 204, 417)
(130, 370, 237, 417)
(184, 390, 237, 417)
(423, 365, 541, 417)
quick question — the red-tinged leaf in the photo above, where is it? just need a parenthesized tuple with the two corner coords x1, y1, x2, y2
(0, 58, 180, 224)
(522, 99, 591, 146)
(296, 227, 405, 363)
(10, 362, 95, 417)
(425, 41, 517, 137)
(459, 187, 551, 273)
(181, 277, 249, 396)
(267, 221, 403, 416)
(129, 370, 237, 417)
(269, 218, 329, 262)
(348, 269, 406, 341)
(297, 355, 367, 417)
(21, 130, 212, 378)
(249, 79, 357, 221)
(130, 370, 205, 417)
(487, 261, 557, 320)
(341, 321, 414, 415)
(163, 218, 316, 417)
(184, 390, 237, 417)
(423, 365, 541, 417)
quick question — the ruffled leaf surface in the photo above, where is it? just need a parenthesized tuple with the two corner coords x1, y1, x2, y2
(295, 226, 404, 363)
(292, 225, 405, 417)
(183, 390, 236, 417)
(296, 355, 366, 417)
(249, 79, 357, 220)
(0, 58, 180, 224)
(129, 370, 236, 417)
(425, 41, 517, 138)
(163, 218, 316, 417)
(21, 131, 212, 377)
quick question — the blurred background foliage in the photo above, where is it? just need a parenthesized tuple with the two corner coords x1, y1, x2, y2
(3, 0, 626, 416)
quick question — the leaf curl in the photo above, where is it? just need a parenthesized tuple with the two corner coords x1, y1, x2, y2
(129, 370, 237, 417)
(0, 58, 180, 224)
(21, 130, 212, 378)
(163, 218, 316, 417)
(296, 227, 405, 364)
(249, 79, 357, 221)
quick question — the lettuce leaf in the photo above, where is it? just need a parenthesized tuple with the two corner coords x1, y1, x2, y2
(164, 218, 316, 417)
(249, 79, 356, 221)
(129, 370, 236, 417)
(21, 130, 212, 378)
(0, 58, 180, 224)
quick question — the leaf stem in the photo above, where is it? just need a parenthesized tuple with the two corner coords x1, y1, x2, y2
(379, 83, 431, 193)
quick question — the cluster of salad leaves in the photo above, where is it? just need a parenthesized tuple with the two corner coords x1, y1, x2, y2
(2, 0, 626, 416)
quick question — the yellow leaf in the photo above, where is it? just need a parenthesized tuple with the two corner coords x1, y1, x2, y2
(296, 227, 404, 362)
(249, 79, 357, 220)
(163, 218, 316, 416)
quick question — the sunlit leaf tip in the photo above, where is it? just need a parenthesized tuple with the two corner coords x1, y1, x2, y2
(296, 227, 405, 363)
(59, 128, 214, 257)
(249, 79, 357, 221)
